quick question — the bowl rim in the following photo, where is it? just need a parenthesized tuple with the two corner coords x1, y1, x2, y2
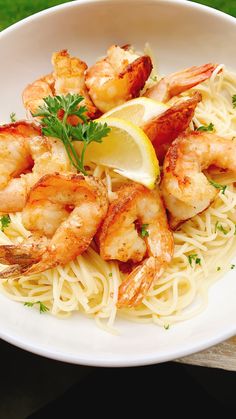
(0, 0, 236, 367)
(0, 314, 235, 366)
(0, 0, 236, 40)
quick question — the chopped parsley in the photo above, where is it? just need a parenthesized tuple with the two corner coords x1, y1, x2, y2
(10, 112, 16, 123)
(24, 301, 49, 314)
(187, 254, 201, 267)
(151, 75, 158, 82)
(215, 221, 228, 235)
(232, 95, 236, 109)
(164, 324, 170, 330)
(0, 215, 10, 231)
(216, 267, 221, 271)
(231, 264, 235, 270)
(109, 272, 113, 277)
(208, 179, 227, 194)
(197, 122, 214, 132)
(140, 224, 149, 238)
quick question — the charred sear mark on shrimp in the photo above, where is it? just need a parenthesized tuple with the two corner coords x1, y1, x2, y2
(142, 92, 202, 162)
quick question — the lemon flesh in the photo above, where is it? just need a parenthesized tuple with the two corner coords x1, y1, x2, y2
(102, 97, 167, 126)
(86, 117, 159, 189)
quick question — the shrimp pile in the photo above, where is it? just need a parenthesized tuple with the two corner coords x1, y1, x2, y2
(1, 42, 233, 326)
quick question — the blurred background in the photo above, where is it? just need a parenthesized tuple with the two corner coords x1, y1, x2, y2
(0, 0, 236, 418)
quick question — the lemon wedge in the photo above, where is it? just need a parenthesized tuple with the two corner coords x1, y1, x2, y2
(85, 117, 159, 189)
(101, 97, 167, 126)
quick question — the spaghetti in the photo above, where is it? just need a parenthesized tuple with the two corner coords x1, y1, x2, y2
(0, 65, 236, 332)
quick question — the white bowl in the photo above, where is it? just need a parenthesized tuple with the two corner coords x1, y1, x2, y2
(0, 0, 236, 366)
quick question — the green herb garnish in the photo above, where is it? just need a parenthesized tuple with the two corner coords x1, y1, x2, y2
(33, 94, 110, 175)
(151, 75, 158, 82)
(215, 221, 228, 235)
(24, 301, 49, 314)
(232, 95, 236, 109)
(197, 122, 214, 132)
(10, 112, 16, 123)
(164, 324, 170, 330)
(109, 272, 113, 277)
(0, 215, 10, 231)
(231, 264, 235, 270)
(187, 254, 201, 267)
(140, 224, 149, 238)
(217, 267, 221, 271)
(208, 179, 227, 194)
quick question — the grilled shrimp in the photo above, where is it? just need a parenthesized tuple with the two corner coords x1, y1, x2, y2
(0, 121, 74, 213)
(0, 173, 108, 277)
(22, 50, 98, 119)
(22, 74, 55, 116)
(85, 45, 152, 113)
(98, 183, 174, 307)
(144, 63, 217, 103)
(161, 131, 236, 228)
(142, 92, 202, 162)
(52, 50, 99, 119)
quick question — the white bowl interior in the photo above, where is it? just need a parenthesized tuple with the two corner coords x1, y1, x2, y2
(0, 0, 236, 366)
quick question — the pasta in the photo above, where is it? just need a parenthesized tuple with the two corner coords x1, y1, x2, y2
(0, 65, 236, 333)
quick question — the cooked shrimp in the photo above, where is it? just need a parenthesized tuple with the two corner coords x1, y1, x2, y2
(98, 183, 174, 307)
(161, 131, 236, 228)
(52, 50, 99, 119)
(0, 121, 74, 213)
(144, 63, 218, 103)
(142, 91, 202, 163)
(85, 45, 152, 113)
(0, 173, 108, 277)
(22, 74, 55, 116)
(22, 50, 98, 119)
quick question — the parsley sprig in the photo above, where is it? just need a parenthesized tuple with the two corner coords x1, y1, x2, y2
(24, 301, 49, 314)
(33, 94, 110, 175)
(0, 215, 11, 231)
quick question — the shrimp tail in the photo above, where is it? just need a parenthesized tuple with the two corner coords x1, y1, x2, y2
(145, 63, 218, 102)
(117, 257, 164, 308)
(0, 242, 46, 267)
(0, 264, 31, 279)
(165, 63, 218, 97)
(0, 247, 53, 278)
(143, 91, 202, 162)
(0, 242, 48, 278)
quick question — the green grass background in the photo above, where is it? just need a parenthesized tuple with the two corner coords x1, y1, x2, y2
(0, 0, 235, 31)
